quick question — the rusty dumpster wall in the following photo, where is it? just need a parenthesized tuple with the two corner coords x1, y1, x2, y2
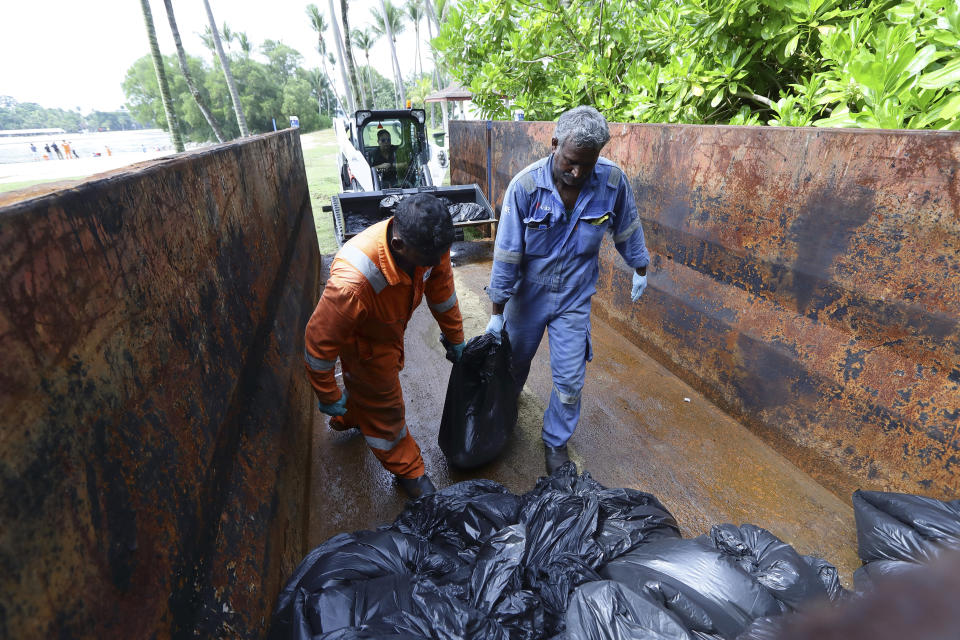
(451, 121, 959, 501)
(0, 130, 318, 637)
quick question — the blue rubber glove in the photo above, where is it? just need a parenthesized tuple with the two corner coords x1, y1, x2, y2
(317, 390, 348, 416)
(486, 314, 504, 342)
(446, 340, 465, 362)
(631, 272, 648, 302)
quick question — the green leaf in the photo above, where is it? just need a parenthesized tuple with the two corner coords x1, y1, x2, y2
(886, 2, 916, 24)
(937, 92, 960, 120)
(905, 45, 944, 77)
(813, 110, 857, 128)
(784, 33, 800, 59)
(711, 91, 723, 108)
(919, 57, 960, 89)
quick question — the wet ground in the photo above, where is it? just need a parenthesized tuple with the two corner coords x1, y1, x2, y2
(308, 240, 860, 585)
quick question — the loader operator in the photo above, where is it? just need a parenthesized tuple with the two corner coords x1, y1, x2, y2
(370, 129, 407, 188)
(304, 193, 465, 499)
(484, 105, 650, 474)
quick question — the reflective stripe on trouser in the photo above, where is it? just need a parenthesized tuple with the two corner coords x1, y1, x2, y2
(339, 340, 425, 479)
(504, 282, 592, 448)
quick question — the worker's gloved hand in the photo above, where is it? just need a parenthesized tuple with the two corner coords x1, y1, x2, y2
(317, 391, 348, 416)
(485, 314, 505, 342)
(631, 272, 648, 302)
(445, 340, 465, 363)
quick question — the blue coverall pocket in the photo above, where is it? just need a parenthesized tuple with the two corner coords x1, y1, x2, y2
(523, 213, 562, 257)
(576, 211, 612, 255)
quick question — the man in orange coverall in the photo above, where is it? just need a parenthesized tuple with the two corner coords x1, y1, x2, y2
(304, 194, 465, 498)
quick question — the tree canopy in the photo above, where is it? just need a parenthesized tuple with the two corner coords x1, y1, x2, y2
(123, 42, 337, 141)
(0, 96, 141, 132)
(434, 0, 960, 129)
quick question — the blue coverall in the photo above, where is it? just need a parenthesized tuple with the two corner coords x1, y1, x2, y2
(487, 154, 649, 447)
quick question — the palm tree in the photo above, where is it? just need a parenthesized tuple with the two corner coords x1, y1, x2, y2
(340, 0, 367, 109)
(325, 0, 356, 113)
(423, 0, 441, 34)
(138, 0, 184, 151)
(371, 0, 406, 106)
(306, 4, 347, 116)
(431, 0, 451, 86)
(220, 22, 234, 51)
(161, 0, 225, 142)
(202, 0, 249, 136)
(237, 32, 252, 58)
(405, 0, 424, 77)
(306, 67, 329, 116)
(351, 28, 376, 104)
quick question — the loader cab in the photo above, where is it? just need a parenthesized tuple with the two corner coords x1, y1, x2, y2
(354, 109, 431, 189)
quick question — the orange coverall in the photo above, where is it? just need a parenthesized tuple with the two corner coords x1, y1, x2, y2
(304, 219, 464, 479)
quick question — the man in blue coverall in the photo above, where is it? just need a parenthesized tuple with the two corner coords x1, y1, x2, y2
(484, 105, 650, 474)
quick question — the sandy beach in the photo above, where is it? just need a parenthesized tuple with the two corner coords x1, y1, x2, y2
(0, 150, 174, 185)
(0, 129, 210, 193)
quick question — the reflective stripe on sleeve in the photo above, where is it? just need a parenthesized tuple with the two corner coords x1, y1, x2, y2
(340, 244, 388, 293)
(607, 166, 622, 188)
(364, 423, 408, 451)
(494, 247, 522, 264)
(304, 348, 336, 371)
(614, 218, 641, 244)
(428, 291, 458, 313)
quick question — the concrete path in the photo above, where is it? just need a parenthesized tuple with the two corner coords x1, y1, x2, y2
(308, 240, 860, 585)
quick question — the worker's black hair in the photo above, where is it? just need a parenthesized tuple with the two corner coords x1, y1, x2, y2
(395, 193, 454, 256)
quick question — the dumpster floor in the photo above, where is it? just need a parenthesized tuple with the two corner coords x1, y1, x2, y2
(308, 241, 859, 584)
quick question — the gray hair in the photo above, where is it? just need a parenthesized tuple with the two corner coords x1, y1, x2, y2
(554, 106, 610, 151)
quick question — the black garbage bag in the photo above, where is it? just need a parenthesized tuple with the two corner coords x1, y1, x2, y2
(378, 194, 405, 215)
(469, 524, 545, 639)
(439, 331, 517, 468)
(564, 580, 694, 640)
(853, 489, 960, 564)
(390, 479, 522, 561)
(852, 489, 960, 591)
(524, 464, 681, 561)
(269, 530, 465, 639)
(314, 579, 514, 640)
(710, 523, 839, 610)
(449, 202, 489, 222)
(601, 536, 783, 639)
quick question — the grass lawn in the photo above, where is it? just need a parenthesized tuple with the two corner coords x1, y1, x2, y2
(300, 128, 341, 255)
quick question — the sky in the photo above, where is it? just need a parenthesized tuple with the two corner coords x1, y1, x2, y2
(0, 0, 439, 114)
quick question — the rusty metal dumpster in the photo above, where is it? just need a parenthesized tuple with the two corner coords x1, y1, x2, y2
(450, 120, 959, 502)
(0, 130, 318, 638)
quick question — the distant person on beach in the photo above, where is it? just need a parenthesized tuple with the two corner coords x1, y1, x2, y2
(30, 143, 38, 158)
(105, 145, 112, 156)
(72, 147, 79, 159)
(51, 142, 63, 159)
(62, 141, 72, 159)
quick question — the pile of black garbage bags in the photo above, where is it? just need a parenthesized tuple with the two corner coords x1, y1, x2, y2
(379, 194, 489, 223)
(270, 464, 864, 640)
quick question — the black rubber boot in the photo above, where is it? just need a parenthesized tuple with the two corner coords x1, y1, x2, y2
(544, 444, 571, 475)
(396, 474, 436, 499)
